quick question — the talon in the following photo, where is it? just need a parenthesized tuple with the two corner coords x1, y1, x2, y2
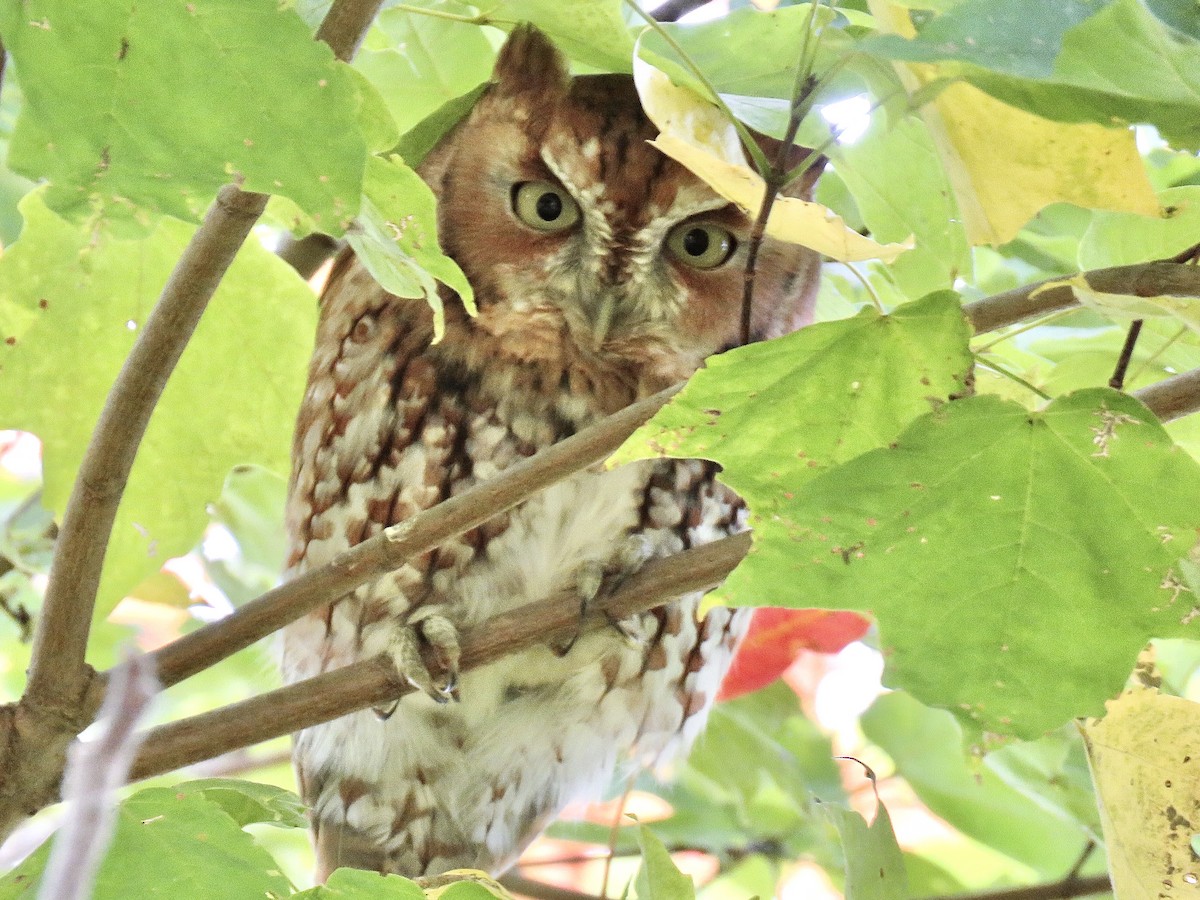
(385, 614, 461, 704)
(552, 562, 604, 656)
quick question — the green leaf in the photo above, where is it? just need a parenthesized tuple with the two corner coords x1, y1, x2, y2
(985, 728, 1102, 835)
(0, 192, 315, 634)
(0, 0, 364, 228)
(576, 684, 842, 862)
(862, 0, 1099, 79)
(730, 389, 1200, 737)
(817, 796, 908, 900)
(861, 692, 1092, 874)
(177, 778, 308, 829)
(832, 116, 971, 297)
(356, 7, 495, 138)
(294, 867, 426, 898)
(635, 825, 695, 900)
(395, 84, 490, 170)
(638, 6, 858, 105)
(614, 291, 974, 511)
(347, 154, 475, 341)
(491, 0, 635, 71)
(0, 784, 295, 898)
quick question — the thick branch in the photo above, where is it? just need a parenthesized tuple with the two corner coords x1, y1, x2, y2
(132, 385, 680, 694)
(962, 261, 1200, 335)
(1133, 367, 1200, 422)
(129, 532, 750, 781)
(25, 185, 268, 713)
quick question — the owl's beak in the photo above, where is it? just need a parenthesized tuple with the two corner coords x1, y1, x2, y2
(590, 294, 618, 349)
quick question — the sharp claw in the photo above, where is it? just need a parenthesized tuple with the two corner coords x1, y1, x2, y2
(385, 614, 462, 705)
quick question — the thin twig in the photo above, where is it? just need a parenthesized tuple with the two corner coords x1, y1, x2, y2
(24, 185, 268, 714)
(128, 532, 751, 781)
(1108, 319, 1143, 390)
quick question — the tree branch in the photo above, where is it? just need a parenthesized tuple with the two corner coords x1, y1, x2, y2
(276, 233, 341, 279)
(1132, 367, 1200, 422)
(501, 874, 600, 900)
(316, 0, 386, 61)
(24, 186, 268, 717)
(128, 532, 750, 781)
(961, 261, 1200, 334)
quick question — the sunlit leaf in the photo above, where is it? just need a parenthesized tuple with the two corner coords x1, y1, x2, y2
(1081, 688, 1200, 899)
(862, 692, 1093, 872)
(0, 192, 314, 636)
(817, 794, 908, 900)
(864, 0, 1159, 245)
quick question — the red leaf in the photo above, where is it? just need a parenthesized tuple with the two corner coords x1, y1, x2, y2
(717, 607, 871, 701)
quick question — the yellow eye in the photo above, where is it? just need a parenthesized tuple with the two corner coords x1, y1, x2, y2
(665, 222, 737, 269)
(511, 181, 581, 232)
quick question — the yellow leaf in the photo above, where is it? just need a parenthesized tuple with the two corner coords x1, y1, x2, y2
(868, 0, 1160, 246)
(419, 869, 515, 900)
(1081, 689, 1200, 899)
(632, 56, 911, 262)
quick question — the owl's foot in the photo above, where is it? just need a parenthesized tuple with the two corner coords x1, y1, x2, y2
(380, 614, 461, 710)
(554, 539, 654, 656)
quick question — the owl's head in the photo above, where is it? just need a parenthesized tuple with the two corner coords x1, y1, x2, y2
(420, 25, 821, 392)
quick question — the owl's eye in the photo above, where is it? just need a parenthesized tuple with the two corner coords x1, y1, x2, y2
(512, 181, 581, 232)
(665, 222, 737, 269)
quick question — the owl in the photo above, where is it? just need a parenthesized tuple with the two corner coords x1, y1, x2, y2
(281, 24, 822, 880)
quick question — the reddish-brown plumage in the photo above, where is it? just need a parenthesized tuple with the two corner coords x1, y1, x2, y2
(282, 24, 820, 880)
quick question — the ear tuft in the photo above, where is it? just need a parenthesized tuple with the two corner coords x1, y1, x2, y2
(492, 23, 569, 102)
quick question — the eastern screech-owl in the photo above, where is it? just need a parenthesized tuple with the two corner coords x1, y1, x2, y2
(281, 24, 821, 880)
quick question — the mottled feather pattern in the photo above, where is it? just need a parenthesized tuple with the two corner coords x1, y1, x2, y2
(281, 25, 820, 879)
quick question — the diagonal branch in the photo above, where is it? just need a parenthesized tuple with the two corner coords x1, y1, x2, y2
(128, 532, 750, 781)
